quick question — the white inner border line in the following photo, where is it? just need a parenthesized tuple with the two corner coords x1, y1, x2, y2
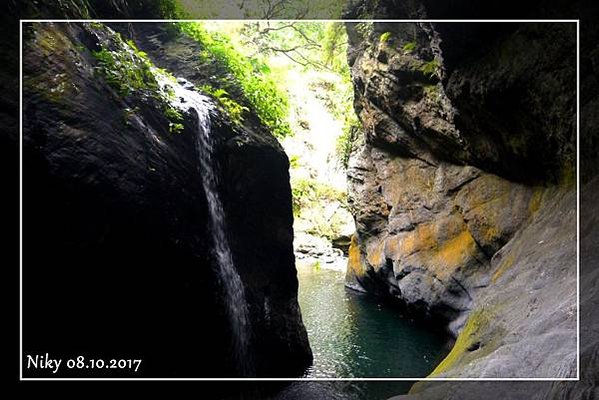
(576, 18, 581, 383)
(19, 18, 580, 382)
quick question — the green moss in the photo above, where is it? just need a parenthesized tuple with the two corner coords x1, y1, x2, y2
(91, 31, 184, 133)
(559, 163, 576, 188)
(36, 25, 73, 56)
(429, 314, 482, 375)
(25, 27, 78, 104)
(428, 308, 501, 377)
(420, 59, 441, 78)
(26, 72, 73, 104)
(402, 41, 417, 53)
(423, 84, 439, 97)
(155, 0, 189, 18)
(380, 32, 392, 42)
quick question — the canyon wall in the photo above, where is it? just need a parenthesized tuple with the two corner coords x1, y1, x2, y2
(22, 21, 311, 377)
(344, 2, 579, 381)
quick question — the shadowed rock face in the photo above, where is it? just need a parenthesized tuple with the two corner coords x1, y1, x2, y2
(347, 20, 576, 183)
(344, 2, 578, 383)
(22, 22, 311, 378)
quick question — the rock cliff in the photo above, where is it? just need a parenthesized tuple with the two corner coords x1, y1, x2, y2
(344, 4, 578, 381)
(22, 21, 311, 377)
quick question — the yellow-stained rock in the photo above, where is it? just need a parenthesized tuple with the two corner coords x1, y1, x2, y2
(427, 230, 478, 280)
(347, 234, 366, 279)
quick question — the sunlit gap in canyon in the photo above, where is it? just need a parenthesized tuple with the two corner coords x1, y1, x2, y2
(196, 20, 452, 378)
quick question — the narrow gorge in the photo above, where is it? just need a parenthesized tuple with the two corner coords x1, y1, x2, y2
(17, 0, 591, 399)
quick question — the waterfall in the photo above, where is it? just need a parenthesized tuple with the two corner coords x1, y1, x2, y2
(161, 77, 253, 376)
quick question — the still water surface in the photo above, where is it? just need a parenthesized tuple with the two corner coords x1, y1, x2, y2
(297, 264, 449, 379)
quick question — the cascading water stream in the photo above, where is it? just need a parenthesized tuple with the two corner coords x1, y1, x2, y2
(161, 77, 253, 376)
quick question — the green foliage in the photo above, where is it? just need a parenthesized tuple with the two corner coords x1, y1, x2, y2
(242, 22, 348, 74)
(177, 0, 345, 18)
(336, 116, 361, 170)
(420, 59, 441, 78)
(123, 106, 140, 127)
(289, 154, 301, 169)
(322, 23, 349, 73)
(293, 179, 351, 240)
(312, 260, 321, 271)
(169, 122, 184, 134)
(402, 41, 417, 53)
(92, 34, 183, 133)
(380, 32, 392, 42)
(171, 21, 359, 167)
(423, 84, 439, 97)
(199, 84, 248, 125)
(291, 178, 346, 217)
(304, 66, 358, 169)
(155, 0, 188, 18)
(92, 46, 157, 97)
(164, 105, 184, 133)
(355, 22, 374, 40)
(178, 22, 291, 137)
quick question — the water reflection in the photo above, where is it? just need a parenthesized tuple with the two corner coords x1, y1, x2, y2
(297, 264, 449, 378)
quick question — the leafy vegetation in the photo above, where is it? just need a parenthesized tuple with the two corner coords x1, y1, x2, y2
(240, 22, 348, 74)
(246, 22, 359, 167)
(177, 0, 345, 19)
(199, 84, 248, 125)
(420, 59, 441, 78)
(291, 177, 350, 239)
(91, 34, 183, 132)
(402, 41, 417, 53)
(291, 178, 346, 217)
(92, 46, 156, 97)
(173, 21, 360, 163)
(355, 22, 374, 40)
(177, 22, 292, 137)
(153, 0, 188, 18)
(336, 118, 361, 169)
(380, 32, 392, 42)
(289, 154, 301, 169)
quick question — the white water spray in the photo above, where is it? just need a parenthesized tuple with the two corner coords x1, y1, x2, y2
(161, 77, 253, 376)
